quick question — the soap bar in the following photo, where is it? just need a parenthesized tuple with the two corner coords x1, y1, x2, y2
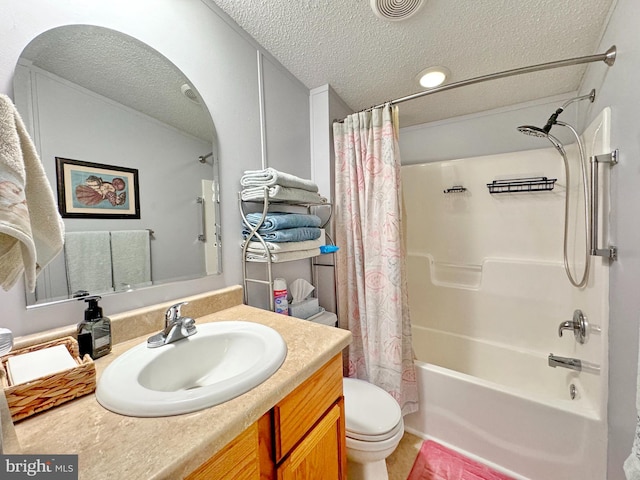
(7, 344, 77, 386)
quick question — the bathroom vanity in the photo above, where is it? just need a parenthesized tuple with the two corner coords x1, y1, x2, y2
(187, 354, 345, 479)
(10, 286, 351, 479)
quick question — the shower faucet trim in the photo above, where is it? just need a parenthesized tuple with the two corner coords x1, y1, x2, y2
(558, 309, 589, 344)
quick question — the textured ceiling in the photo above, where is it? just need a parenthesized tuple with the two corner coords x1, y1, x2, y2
(20, 25, 214, 143)
(212, 0, 616, 127)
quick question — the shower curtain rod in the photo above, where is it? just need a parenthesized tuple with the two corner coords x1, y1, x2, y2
(337, 45, 616, 121)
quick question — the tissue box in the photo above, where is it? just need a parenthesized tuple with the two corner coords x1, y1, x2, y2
(0, 337, 96, 422)
(289, 297, 321, 319)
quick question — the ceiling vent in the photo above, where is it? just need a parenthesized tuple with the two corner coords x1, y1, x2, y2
(370, 0, 425, 21)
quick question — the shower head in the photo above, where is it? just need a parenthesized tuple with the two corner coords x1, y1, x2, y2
(517, 89, 597, 138)
(517, 124, 566, 155)
(517, 125, 550, 138)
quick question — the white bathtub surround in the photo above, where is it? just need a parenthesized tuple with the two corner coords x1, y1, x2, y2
(333, 105, 418, 416)
(401, 109, 611, 479)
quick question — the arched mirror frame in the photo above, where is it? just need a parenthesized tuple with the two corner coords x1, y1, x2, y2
(14, 25, 222, 308)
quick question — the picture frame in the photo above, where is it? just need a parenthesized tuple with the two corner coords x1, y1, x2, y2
(55, 157, 140, 219)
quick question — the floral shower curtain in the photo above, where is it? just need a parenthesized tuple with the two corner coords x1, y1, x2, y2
(333, 104, 418, 416)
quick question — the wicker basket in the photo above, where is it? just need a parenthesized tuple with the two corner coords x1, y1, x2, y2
(0, 336, 96, 422)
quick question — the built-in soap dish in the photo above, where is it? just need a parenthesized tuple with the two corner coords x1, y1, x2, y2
(0, 337, 96, 422)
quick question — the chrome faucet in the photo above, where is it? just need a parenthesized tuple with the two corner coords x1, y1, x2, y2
(147, 302, 197, 348)
(548, 353, 600, 374)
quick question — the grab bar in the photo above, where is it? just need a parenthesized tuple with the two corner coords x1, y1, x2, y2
(196, 197, 206, 242)
(590, 150, 618, 259)
(548, 354, 600, 374)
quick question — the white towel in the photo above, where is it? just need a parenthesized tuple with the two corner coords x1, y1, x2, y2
(0, 94, 64, 292)
(245, 248, 321, 263)
(242, 238, 324, 253)
(110, 230, 151, 290)
(64, 232, 113, 295)
(241, 168, 319, 192)
(241, 185, 327, 204)
(625, 328, 640, 480)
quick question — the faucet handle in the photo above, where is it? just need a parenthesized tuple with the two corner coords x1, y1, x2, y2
(181, 317, 197, 336)
(558, 309, 588, 344)
(165, 302, 189, 325)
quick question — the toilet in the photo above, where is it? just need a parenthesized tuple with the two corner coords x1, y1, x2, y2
(343, 377, 404, 480)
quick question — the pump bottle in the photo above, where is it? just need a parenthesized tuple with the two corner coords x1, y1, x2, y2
(77, 296, 112, 359)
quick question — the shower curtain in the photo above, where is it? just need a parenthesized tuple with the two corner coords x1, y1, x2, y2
(333, 104, 418, 416)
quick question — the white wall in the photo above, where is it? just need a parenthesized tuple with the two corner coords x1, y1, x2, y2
(0, 0, 310, 336)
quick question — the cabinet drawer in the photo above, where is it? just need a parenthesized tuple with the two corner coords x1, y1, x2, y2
(273, 354, 343, 461)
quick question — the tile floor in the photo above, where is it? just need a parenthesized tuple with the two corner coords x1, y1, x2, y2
(387, 432, 424, 480)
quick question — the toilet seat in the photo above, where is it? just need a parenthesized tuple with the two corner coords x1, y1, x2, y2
(346, 418, 405, 452)
(343, 378, 403, 442)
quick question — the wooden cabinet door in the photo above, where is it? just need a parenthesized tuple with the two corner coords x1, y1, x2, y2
(186, 423, 260, 480)
(277, 402, 345, 480)
(273, 354, 343, 461)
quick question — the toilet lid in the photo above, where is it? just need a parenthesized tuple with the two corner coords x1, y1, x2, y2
(343, 378, 402, 439)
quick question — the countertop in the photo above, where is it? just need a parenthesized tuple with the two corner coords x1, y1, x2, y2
(12, 303, 351, 479)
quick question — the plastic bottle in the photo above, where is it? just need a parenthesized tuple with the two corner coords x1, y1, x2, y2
(273, 278, 289, 315)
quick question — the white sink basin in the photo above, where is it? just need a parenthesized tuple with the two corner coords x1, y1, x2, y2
(96, 321, 287, 417)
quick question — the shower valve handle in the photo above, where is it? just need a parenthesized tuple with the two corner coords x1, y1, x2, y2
(558, 309, 588, 344)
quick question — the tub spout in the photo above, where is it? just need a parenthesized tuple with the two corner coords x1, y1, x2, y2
(548, 354, 581, 371)
(548, 354, 600, 374)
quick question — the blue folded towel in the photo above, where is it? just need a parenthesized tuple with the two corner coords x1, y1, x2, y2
(243, 212, 322, 233)
(242, 227, 322, 243)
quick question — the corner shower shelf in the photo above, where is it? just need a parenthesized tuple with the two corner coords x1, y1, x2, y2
(486, 176, 557, 194)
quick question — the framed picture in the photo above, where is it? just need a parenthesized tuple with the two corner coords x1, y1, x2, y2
(55, 157, 140, 219)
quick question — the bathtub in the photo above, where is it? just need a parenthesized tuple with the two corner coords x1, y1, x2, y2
(403, 254, 608, 480)
(405, 356, 606, 480)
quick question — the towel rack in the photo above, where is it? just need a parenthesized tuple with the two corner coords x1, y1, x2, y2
(486, 176, 557, 194)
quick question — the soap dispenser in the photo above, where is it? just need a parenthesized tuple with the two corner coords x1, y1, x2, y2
(77, 296, 112, 359)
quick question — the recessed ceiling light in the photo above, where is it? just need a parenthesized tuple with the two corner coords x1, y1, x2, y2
(417, 66, 450, 89)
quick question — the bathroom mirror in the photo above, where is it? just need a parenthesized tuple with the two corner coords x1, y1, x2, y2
(14, 25, 221, 307)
